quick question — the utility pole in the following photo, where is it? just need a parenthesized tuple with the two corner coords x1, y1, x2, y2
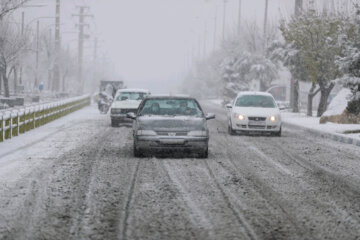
(213, 7, 217, 51)
(237, 0, 242, 35)
(73, 5, 92, 93)
(53, 0, 61, 92)
(93, 37, 98, 92)
(34, 20, 39, 89)
(295, 0, 303, 16)
(263, 0, 269, 51)
(203, 22, 207, 57)
(222, 0, 227, 41)
(94, 38, 98, 62)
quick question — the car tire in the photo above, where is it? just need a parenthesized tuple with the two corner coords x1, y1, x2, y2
(274, 127, 282, 137)
(228, 122, 236, 136)
(198, 147, 208, 159)
(111, 119, 118, 127)
(133, 142, 142, 158)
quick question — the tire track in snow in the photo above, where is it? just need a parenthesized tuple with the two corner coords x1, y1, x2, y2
(68, 130, 112, 239)
(213, 138, 312, 239)
(118, 158, 141, 240)
(161, 160, 215, 239)
(268, 140, 360, 226)
(203, 159, 259, 240)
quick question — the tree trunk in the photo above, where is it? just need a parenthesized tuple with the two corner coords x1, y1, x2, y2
(260, 79, 267, 92)
(0, 70, 2, 93)
(293, 79, 300, 112)
(307, 82, 320, 116)
(3, 71, 10, 98)
(317, 82, 335, 117)
(13, 67, 18, 95)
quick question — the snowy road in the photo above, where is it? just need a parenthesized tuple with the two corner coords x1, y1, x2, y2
(1, 103, 360, 240)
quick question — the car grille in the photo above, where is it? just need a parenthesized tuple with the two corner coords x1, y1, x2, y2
(120, 109, 137, 114)
(248, 117, 266, 121)
(156, 131, 188, 136)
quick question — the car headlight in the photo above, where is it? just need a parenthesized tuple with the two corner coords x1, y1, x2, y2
(234, 113, 245, 121)
(269, 115, 276, 122)
(137, 130, 157, 136)
(188, 130, 208, 137)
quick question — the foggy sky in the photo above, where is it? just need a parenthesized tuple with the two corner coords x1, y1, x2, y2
(17, 0, 305, 93)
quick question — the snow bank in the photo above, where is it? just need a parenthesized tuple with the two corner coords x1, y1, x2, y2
(322, 88, 351, 117)
(282, 111, 360, 141)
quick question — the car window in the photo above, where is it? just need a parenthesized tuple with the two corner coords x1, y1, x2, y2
(115, 92, 147, 101)
(139, 98, 203, 117)
(235, 95, 276, 108)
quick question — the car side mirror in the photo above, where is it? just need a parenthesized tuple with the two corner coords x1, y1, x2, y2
(226, 104, 232, 109)
(126, 112, 136, 119)
(205, 113, 216, 120)
(278, 106, 286, 111)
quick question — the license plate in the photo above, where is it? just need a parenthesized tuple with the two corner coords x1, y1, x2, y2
(248, 120, 266, 125)
(160, 139, 185, 145)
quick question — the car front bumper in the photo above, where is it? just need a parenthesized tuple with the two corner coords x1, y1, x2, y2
(111, 113, 133, 122)
(231, 118, 281, 132)
(135, 136, 208, 153)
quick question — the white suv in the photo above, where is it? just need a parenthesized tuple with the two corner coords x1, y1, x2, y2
(110, 89, 150, 127)
(227, 92, 282, 136)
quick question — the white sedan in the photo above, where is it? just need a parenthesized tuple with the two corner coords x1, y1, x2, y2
(110, 88, 150, 127)
(226, 92, 282, 136)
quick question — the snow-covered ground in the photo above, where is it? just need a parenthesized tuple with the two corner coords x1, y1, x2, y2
(282, 111, 360, 141)
(1, 103, 360, 239)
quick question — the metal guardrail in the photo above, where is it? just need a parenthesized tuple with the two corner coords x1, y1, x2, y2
(0, 95, 90, 142)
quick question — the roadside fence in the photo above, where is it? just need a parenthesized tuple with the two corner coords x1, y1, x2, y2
(0, 95, 90, 142)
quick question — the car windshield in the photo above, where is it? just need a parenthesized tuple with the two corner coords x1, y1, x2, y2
(115, 92, 147, 101)
(235, 95, 276, 108)
(139, 98, 203, 117)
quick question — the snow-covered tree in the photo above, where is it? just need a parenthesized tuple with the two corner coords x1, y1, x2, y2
(280, 9, 345, 117)
(0, 20, 28, 97)
(0, 0, 28, 20)
(336, 5, 360, 115)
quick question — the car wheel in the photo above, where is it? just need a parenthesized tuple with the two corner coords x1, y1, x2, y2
(111, 119, 118, 127)
(198, 147, 208, 159)
(133, 142, 142, 157)
(228, 122, 236, 136)
(274, 127, 282, 137)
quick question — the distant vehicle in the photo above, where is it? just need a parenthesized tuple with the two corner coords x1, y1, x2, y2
(226, 92, 282, 136)
(126, 95, 216, 158)
(99, 80, 124, 97)
(110, 89, 150, 127)
(98, 92, 113, 114)
(98, 80, 124, 114)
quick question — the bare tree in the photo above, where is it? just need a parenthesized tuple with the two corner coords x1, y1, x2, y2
(0, 0, 29, 20)
(0, 21, 28, 97)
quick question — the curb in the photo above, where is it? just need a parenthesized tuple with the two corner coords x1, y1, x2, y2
(283, 121, 360, 148)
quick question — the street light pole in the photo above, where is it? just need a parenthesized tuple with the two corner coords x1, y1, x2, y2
(263, 0, 269, 51)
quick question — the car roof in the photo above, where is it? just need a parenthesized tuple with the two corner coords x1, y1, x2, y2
(236, 91, 274, 97)
(144, 94, 195, 100)
(116, 88, 150, 93)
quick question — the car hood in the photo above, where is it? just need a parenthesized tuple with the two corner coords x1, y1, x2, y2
(137, 116, 206, 131)
(111, 100, 141, 109)
(233, 107, 280, 116)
